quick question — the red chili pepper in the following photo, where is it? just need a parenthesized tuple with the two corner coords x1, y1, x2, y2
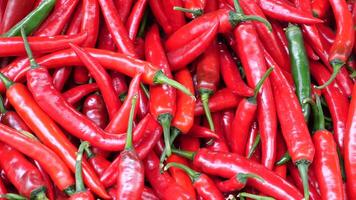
(62, 83, 98, 105)
(109, 186, 160, 200)
(33, 160, 55, 200)
(97, 25, 116, 52)
(0, 143, 47, 199)
(144, 152, 194, 200)
(34, 0, 79, 36)
(52, 67, 72, 91)
(274, 131, 287, 179)
(206, 112, 229, 153)
(204, 0, 217, 12)
(114, 0, 134, 21)
(215, 173, 262, 193)
(98, 0, 137, 58)
(165, 162, 223, 200)
(70, 43, 121, 119)
(148, 0, 173, 34)
(178, 0, 206, 18)
(270, 20, 290, 59)
(110, 71, 128, 100)
(171, 69, 195, 134)
(265, 49, 315, 200)
(234, 21, 277, 169)
(146, 25, 177, 157)
(162, 0, 186, 31)
(304, 41, 320, 61)
(219, 43, 253, 97)
(137, 86, 149, 120)
(245, 122, 261, 162)
(81, 0, 99, 47)
(85, 147, 111, 177)
(0, 32, 87, 57)
(83, 93, 108, 130)
(0, 178, 6, 200)
(0, 124, 74, 194)
(310, 62, 349, 152)
(0, 73, 109, 198)
(345, 83, 356, 199)
(125, 0, 148, 40)
(99, 116, 160, 188)
(0, 0, 35, 34)
(105, 73, 141, 134)
(189, 124, 219, 139)
(173, 148, 303, 200)
(117, 96, 144, 200)
(257, 0, 323, 24)
(166, 155, 196, 198)
(68, 142, 95, 200)
(310, 95, 344, 200)
(311, 0, 330, 18)
(316, 0, 355, 89)
(221, 109, 234, 149)
(230, 68, 273, 155)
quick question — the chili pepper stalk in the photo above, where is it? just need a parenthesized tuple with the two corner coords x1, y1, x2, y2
(0, 193, 27, 200)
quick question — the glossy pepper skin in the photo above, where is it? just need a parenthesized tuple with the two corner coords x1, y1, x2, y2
(234, 22, 277, 169)
(146, 25, 176, 157)
(83, 94, 108, 129)
(62, 83, 99, 105)
(345, 83, 356, 200)
(0, 143, 47, 199)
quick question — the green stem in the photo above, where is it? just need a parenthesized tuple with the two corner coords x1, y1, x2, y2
(31, 187, 48, 200)
(311, 94, 325, 131)
(238, 192, 275, 200)
(20, 27, 39, 69)
(75, 141, 90, 193)
(0, 95, 7, 114)
(158, 114, 173, 157)
(84, 147, 95, 159)
(247, 133, 260, 159)
(201, 91, 214, 132)
(137, 10, 149, 38)
(173, 6, 203, 18)
(154, 70, 194, 97)
(0, 73, 14, 89)
(125, 95, 138, 150)
(236, 173, 264, 184)
(275, 152, 291, 166)
(248, 68, 274, 103)
(164, 162, 200, 182)
(140, 83, 150, 99)
(0, 194, 27, 200)
(297, 160, 310, 200)
(233, 0, 244, 14)
(171, 148, 196, 160)
(315, 60, 343, 89)
(160, 127, 180, 164)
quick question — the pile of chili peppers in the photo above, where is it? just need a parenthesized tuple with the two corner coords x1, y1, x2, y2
(0, 0, 355, 199)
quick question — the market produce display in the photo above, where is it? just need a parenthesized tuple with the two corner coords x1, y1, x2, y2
(0, 0, 355, 199)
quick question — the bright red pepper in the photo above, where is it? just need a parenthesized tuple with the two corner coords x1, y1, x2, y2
(83, 94, 108, 130)
(206, 112, 229, 153)
(189, 124, 219, 139)
(114, 0, 134, 22)
(97, 25, 116, 52)
(62, 83, 98, 105)
(180, 0, 206, 18)
(234, 22, 277, 169)
(221, 109, 234, 149)
(162, 0, 186, 31)
(311, 0, 330, 18)
(125, 0, 148, 40)
(110, 71, 128, 100)
(52, 67, 72, 91)
(148, 0, 173, 34)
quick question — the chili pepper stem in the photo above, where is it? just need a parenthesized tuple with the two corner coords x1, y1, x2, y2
(0, 94, 7, 114)
(0, 73, 14, 89)
(20, 27, 39, 69)
(137, 10, 149, 38)
(140, 83, 150, 99)
(164, 162, 201, 182)
(63, 186, 75, 196)
(311, 95, 325, 131)
(171, 148, 196, 160)
(75, 141, 90, 193)
(125, 95, 138, 150)
(315, 60, 344, 89)
(31, 188, 48, 200)
(154, 70, 194, 97)
(296, 161, 310, 200)
(158, 114, 173, 157)
(173, 6, 203, 18)
(248, 68, 274, 103)
(0, 193, 27, 200)
(237, 192, 275, 200)
(160, 127, 180, 165)
(201, 91, 215, 132)
(275, 152, 291, 165)
(247, 133, 261, 158)
(237, 173, 264, 184)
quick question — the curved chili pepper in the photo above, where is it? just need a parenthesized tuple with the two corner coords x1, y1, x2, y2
(1, 0, 55, 37)
(34, 0, 80, 36)
(257, 0, 323, 24)
(171, 69, 195, 134)
(197, 41, 220, 132)
(126, 0, 148, 40)
(97, 25, 116, 52)
(0, 143, 47, 199)
(62, 83, 98, 105)
(215, 173, 262, 193)
(144, 152, 194, 200)
(81, 0, 99, 47)
(244, 121, 260, 161)
(0, 33, 87, 57)
(70, 43, 121, 119)
(219, 44, 253, 97)
(230, 68, 273, 155)
(274, 131, 287, 179)
(265, 50, 315, 200)
(173, 148, 303, 200)
(83, 93, 108, 129)
(0, 73, 109, 198)
(205, 112, 229, 152)
(116, 96, 144, 200)
(316, 0, 355, 89)
(52, 67, 71, 91)
(0, 124, 74, 194)
(345, 83, 356, 199)
(146, 25, 176, 157)
(110, 71, 128, 100)
(311, 0, 330, 18)
(165, 162, 223, 200)
(105, 73, 141, 134)
(68, 142, 95, 200)
(310, 62, 349, 152)
(0, 0, 35, 34)
(189, 124, 219, 139)
(286, 24, 312, 121)
(311, 95, 344, 200)
(148, 0, 173, 34)
(98, 0, 137, 58)
(304, 42, 320, 61)
(221, 109, 234, 149)
(85, 147, 111, 177)
(234, 21, 277, 169)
